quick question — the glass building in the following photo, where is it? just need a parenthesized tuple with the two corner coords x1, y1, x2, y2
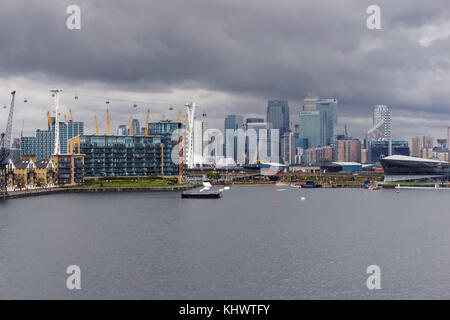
(266, 100, 290, 135)
(369, 140, 409, 164)
(316, 99, 337, 145)
(245, 118, 264, 125)
(224, 115, 244, 162)
(69, 134, 180, 177)
(21, 120, 84, 160)
(299, 111, 323, 148)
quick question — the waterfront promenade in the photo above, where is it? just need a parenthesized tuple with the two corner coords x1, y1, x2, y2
(0, 184, 196, 200)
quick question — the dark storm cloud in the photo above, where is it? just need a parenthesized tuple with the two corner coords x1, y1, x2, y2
(1, 0, 450, 138)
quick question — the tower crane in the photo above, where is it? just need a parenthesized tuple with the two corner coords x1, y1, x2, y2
(144, 108, 150, 136)
(0, 91, 16, 195)
(0, 91, 16, 165)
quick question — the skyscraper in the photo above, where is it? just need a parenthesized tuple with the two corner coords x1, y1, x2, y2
(367, 105, 392, 142)
(299, 111, 323, 148)
(224, 115, 244, 163)
(245, 118, 264, 125)
(411, 136, 422, 157)
(224, 115, 244, 131)
(298, 94, 337, 148)
(303, 92, 319, 111)
(266, 100, 290, 135)
(246, 122, 273, 164)
(281, 131, 295, 164)
(423, 135, 433, 148)
(316, 98, 338, 145)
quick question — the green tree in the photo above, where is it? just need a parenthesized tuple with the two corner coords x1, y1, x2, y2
(206, 171, 221, 180)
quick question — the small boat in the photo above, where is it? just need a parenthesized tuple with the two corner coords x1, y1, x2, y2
(301, 181, 321, 188)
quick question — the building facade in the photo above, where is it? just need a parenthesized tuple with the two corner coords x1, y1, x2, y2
(366, 105, 392, 143)
(316, 99, 338, 145)
(281, 131, 296, 165)
(224, 115, 244, 163)
(305, 145, 334, 165)
(299, 111, 323, 148)
(267, 100, 290, 135)
(21, 119, 84, 160)
(336, 139, 361, 163)
(69, 133, 180, 177)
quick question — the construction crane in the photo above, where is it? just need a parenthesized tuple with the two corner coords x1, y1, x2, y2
(144, 108, 150, 136)
(69, 109, 74, 121)
(0, 91, 16, 164)
(94, 115, 99, 135)
(47, 111, 53, 128)
(106, 108, 111, 135)
(129, 116, 133, 136)
(0, 91, 16, 195)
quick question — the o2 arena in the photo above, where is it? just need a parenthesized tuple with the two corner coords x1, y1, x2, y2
(380, 155, 450, 182)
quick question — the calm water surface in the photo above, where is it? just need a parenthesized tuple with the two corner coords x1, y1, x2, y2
(0, 186, 450, 299)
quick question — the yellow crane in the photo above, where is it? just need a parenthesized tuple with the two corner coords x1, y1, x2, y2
(144, 108, 150, 136)
(69, 109, 74, 121)
(106, 108, 111, 135)
(94, 115, 99, 135)
(129, 116, 133, 136)
(46, 111, 53, 127)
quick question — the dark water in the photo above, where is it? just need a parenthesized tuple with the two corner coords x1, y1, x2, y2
(1, 186, 450, 299)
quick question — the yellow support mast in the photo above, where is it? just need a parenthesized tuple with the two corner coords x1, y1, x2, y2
(69, 109, 74, 121)
(47, 111, 53, 127)
(64, 114, 68, 123)
(129, 116, 133, 136)
(106, 108, 111, 135)
(177, 110, 182, 123)
(144, 108, 150, 136)
(94, 115, 99, 135)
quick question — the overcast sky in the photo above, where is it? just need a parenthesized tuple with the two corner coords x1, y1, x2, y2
(1, 0, 450, 141)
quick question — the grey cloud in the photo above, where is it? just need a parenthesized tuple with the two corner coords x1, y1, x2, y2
(1, 0, 450, 140)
